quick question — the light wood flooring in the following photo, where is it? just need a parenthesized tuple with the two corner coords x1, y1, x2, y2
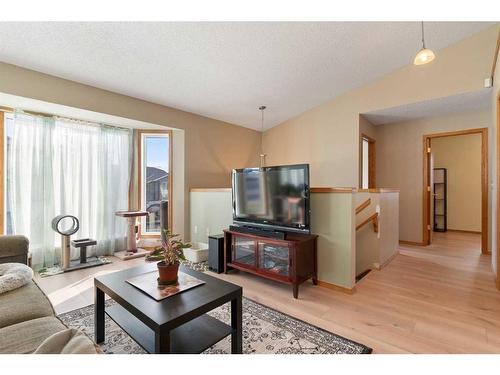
(35, 231, 500, 353)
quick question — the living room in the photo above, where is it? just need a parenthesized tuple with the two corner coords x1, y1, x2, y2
(1, 1, 500, 373)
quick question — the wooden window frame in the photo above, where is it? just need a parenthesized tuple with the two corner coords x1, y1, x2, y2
(137, 129, 173, 238)
(0, 111, 4, 235)
(360, 133, 376, 189)
(497, 91, 500, 290)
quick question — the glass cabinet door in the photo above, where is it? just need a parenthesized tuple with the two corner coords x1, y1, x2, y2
(258, 243, 290, 276)
(233, 237, 256, 267)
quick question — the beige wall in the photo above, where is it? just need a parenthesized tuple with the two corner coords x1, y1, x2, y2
(359, 115, 377, 140)
(311, 192, 356, 288)
(376, 109, 490, 243)
(432, 134, 482, 232)
(0, 62, 261, 189)
(355, 191, 399, 275)
(189, 189, 233, 243)
(263, 26, 499, 188)
(0, 62, 261, 237)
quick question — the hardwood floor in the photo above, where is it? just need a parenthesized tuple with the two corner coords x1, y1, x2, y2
(35, 257, 145, 315)
(35, 231, 500, 353)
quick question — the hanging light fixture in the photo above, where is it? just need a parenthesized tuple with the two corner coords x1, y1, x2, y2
(414, 21, 435, 65)
(259, 105, 266, 167)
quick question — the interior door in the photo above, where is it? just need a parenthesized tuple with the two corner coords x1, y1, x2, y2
(429, 150, 434, 244)
(424, 137, 432, 245)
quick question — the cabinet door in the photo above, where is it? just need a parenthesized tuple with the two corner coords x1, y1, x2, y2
(233, 236, 256, 267)
(258, 242, 290, 277)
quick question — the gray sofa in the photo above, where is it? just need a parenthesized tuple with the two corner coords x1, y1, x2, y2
(0, 235, 29, 264)
(0, 235, 98, 353)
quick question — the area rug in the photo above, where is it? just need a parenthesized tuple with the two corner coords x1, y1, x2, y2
(58, 298, 371, 354)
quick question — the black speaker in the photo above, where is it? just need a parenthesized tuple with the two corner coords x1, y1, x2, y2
(208, 234, 225, 273)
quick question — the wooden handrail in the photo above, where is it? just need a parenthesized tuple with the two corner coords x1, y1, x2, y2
(356, 212, 379, 233)
(355, 198, 371, 214)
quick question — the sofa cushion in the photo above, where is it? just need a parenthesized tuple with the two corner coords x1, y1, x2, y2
(0, 316, 66, 354)
(0, 235, 29, 258)
(34, 328, 99, 354)
(0, 281, 55, 328)
(0, 263, 34, 294)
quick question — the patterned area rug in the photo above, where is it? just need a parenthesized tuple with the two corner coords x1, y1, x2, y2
(59, 297, 371, 354)
(180, 259, 209, 272)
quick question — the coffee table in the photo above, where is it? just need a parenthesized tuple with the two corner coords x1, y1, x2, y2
(94, 263, 242, 354)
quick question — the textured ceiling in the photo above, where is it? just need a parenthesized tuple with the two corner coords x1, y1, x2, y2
(362, 89, 492, 125)
(0, 22, 496, 130)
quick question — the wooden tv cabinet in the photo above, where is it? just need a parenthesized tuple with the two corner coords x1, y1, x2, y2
(223, 229, 318, 298)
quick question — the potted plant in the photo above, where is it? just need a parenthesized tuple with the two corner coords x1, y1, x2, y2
(145, 229, 191, 285)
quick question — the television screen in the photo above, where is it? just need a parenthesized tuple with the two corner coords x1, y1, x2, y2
(232, 164, 310, 233)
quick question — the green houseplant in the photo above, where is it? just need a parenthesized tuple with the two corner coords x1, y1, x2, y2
(145, 229, 191, 285)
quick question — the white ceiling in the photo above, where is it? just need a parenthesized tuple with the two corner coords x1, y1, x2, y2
(0, 22, 496, 130)
(362, 89, 492, 125)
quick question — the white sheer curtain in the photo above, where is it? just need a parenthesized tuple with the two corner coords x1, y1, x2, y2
(9, 113, 56, 268)
(9, 112, 132, 270)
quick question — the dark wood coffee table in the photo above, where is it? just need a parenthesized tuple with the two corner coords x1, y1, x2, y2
(94, 263, 242, 354)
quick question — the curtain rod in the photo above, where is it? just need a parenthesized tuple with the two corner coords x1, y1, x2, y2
(0, 105, 131, 131)
(1, 106, 51, 118)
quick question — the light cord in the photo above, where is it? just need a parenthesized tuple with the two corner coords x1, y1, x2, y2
(421, 21, 426, 49)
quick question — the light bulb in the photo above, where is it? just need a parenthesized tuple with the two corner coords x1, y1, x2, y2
(414, 48, 435, 65)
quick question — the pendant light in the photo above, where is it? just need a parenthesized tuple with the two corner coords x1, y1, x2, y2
(414, 21, 435, 65)
(259, 105, 267, 167)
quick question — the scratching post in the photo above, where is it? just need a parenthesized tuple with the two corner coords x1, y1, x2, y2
(51, 215, 80, 270)
(114, 211, 149, 260)
(51, 214, 106, 272)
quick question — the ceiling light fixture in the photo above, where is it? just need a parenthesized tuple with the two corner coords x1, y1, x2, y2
(414, 21, 435, 66)
(259, 105, 266, 167)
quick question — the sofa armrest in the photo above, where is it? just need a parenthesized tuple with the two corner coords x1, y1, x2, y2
(0, 235, 29, 264)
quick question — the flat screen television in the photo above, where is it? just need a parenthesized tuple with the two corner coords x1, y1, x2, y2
(232, 164, 310, 233)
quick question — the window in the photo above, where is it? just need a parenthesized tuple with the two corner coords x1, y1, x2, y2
(360, 134, 375, 189)
(138, 130, 172, 236)
(361, 138, 369, 189)
(4, 111, 132, 269)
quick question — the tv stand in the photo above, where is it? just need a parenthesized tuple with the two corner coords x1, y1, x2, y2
(223, 229, 318, 298)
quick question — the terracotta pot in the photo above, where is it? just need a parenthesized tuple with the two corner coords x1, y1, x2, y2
(157, 261, 179, 285)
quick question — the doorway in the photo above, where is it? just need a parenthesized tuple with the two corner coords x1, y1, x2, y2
(360, 133, 376, 189)
(422, 128, 488, 254)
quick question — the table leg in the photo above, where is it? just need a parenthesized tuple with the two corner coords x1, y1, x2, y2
(231, 292, 243, 354)
(155, 330, 171, 353)
(94, 286, 105, 343)
(293, 283, 299, 299)
(80, 246, 87, 264)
